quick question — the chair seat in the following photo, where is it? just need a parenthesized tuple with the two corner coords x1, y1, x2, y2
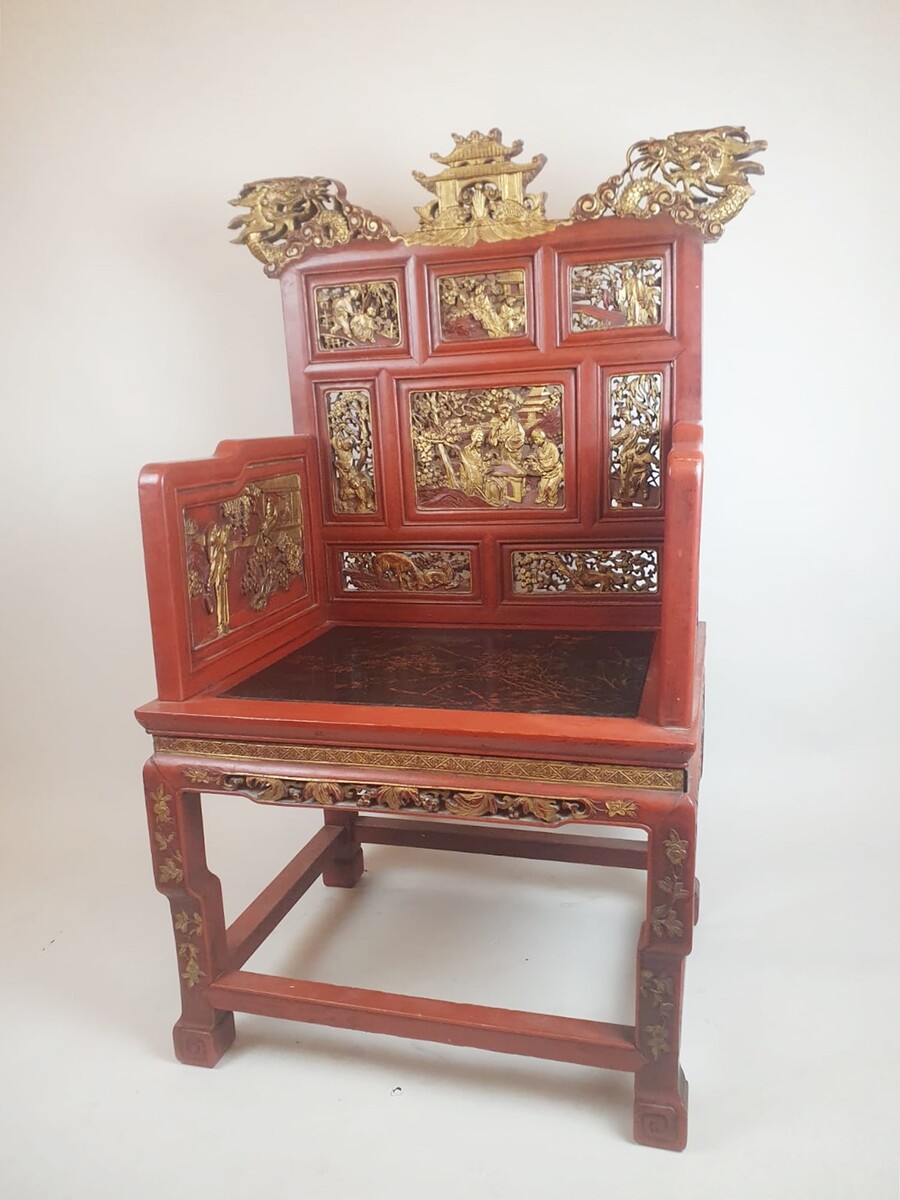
(222, 625, 656, 719)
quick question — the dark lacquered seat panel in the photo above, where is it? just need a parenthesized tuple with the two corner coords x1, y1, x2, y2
(223, 625, 655, 718)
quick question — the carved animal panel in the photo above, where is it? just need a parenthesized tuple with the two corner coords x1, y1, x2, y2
(570, 258, 663, 332)
(511, 548, 659, 595)
(183, 474, 305, 647)
(436, 269, 528, 342)
(409, 384, 565, 512)
(339, 549, 473, 595)
(314, 280, 401, 352)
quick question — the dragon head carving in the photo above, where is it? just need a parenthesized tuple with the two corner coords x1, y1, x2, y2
(228, 176, 398, 276)
(631, 126, 767, 195)
(572, 125, 767, 241)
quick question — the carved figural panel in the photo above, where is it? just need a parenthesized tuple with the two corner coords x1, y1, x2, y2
(608, 372, 663, 510)
(314, 280, 401, 352)
(437, 269, 527, 342)
(183, 474, 305, 647)
(323, 388, 377, 514)
(570, 259, 663, 332)
(339, 549, 473, 596)
(409, 384, 565, 512)
(511, 549, 659, 595)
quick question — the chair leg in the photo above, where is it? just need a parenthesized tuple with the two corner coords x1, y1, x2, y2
(144, 760, 235, 1067)
(633, 801, 697, 1150)
(321, 809, 365, 888)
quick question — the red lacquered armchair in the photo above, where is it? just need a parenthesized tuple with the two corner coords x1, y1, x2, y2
(136, 127, 765, 1150)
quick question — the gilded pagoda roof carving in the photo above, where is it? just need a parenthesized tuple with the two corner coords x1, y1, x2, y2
(229, 126, 766, 275)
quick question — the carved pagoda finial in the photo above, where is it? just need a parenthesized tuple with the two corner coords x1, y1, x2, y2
(228, 176, 399, 276)
(571, 126, 767, 242)
(407, 129, 557, 247)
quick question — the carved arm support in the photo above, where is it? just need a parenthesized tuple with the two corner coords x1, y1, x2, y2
(657, 423, 703, 727)
(139, 435, 325, 701)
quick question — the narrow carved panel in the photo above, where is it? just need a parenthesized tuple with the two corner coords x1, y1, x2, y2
(339, 549, 472, 595)
(570, 258, 663, 331)
(180, 768, 641, 827)
(410, 384, 564, 511)
(323, 388, 377, 514)
(437, 269, 527, 341)
(183, 474, 305, 646)
(608, 372, 662, 510)
(314, 281, 401, 352)
(511, 549, 658, 594)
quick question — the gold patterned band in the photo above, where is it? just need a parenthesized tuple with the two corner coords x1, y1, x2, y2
(152, 736, 685, 792)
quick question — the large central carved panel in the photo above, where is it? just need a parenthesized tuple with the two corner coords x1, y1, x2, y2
(408, 383, 566, 511)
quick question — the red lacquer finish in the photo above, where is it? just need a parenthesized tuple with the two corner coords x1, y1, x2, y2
(137, 213, 708, 1150)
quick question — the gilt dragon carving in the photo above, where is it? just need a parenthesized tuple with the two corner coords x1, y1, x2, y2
(571, 126, 767, 242)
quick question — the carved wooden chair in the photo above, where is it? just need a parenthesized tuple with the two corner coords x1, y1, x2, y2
(137, 127, 765, 1150)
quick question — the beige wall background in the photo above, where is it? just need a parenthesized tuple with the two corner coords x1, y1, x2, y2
(2, 0, 897, 790)
(1, 2, 898, 1196)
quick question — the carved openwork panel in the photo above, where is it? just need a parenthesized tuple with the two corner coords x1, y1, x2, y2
(435, 268, 528, 342)
(183, 474, 305, 647)
(408, 383, 566, 513)
(313, 280, 402, 352)
(608, 372, 663, 510)
(338, 548, 473, 596)
(569, 258, 663, 332)
(510, 548, 659, 595)
(322, 387, 377, 515)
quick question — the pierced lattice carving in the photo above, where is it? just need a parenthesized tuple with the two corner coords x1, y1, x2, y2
(339, 549, 472, 594)
(183, 475, 304, 643)
(323, 389, 376, 514)
(410, 384, 564, 511)
(609, 372, 662, 509)
(511, 549, 658, 595)
(314, 281, 401, 352)
(437, 269, 527, 341)
(570, 259, 663, 332)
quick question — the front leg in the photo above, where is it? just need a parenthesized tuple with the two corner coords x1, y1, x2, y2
(144, 759, 235, 1066)
(633, 798, 697, 1150)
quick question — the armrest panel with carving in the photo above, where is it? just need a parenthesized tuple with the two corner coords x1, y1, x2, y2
(139, 435, 326, 701)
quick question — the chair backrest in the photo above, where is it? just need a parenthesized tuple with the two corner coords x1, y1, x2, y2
(226, 127, 764, 721)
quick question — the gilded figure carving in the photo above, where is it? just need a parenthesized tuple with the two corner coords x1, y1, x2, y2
(228, 176, 398, 276)
(511, 549, 658, 594)
(571, 126, 767, 242)
(183, 474, 304, 643)
(323, 389, 376, 513)
(437, 270, 527, 341)
(408, 130, 557, 247)
(177, 768, 642, 827)
(156, 737, 685, 791)
(410, 384, 564, 511)
(339, 549, 472, 594)
(314, 281, 401, 352)
(609, 373, 662, 509)
(570, 259, 663, 331)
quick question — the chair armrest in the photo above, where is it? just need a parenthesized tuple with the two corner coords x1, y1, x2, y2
(139, 435, 325, 700)
(657, 422, 704, 727)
